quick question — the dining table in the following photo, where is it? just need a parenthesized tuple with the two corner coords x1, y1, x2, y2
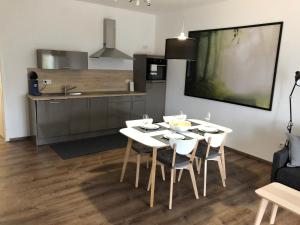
(119, 118, 232, 207)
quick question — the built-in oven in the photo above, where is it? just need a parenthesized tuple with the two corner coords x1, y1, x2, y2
(146, 58, 167, 81)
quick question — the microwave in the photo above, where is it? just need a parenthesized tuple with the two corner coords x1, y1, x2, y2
(146, 58, 167, 80)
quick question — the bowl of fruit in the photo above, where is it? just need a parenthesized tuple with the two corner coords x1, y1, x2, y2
(169, 120, 192, 132)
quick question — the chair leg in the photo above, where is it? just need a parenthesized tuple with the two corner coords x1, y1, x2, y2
(169, 169, 175, 210)
(146, 157, 149, 169)
(188, 164, 199, 199)
(197, 158, 202, 175)
(135, 154, 141, 188)
(217, 158, 226, 187)
(204, 160, 207, 197)
(161, 165, 166, 181)
(178, 169, 183, 182)
(173, 169, 176, 183)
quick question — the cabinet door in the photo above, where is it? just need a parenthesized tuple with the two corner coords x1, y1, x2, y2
(107, 101, 131, 129)
(37, 100, 70, 138)
(90, 98, 108, 131)
(70, 98, 90, 134)
(146, 82, 166, 122)
(131, 97, 146, 120)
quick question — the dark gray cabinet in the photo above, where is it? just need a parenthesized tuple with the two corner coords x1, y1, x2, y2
(70, 99, 90, 134)
(131, 96, 146, 119)
(146, 82, 166, 122)
(107, 101, 131, 129)
(31, 95, 146, 145)
(90, 98, 108, 131)
(36, 100, 70, 138)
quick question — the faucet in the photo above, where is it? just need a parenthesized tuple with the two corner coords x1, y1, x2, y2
(63, 85, 76, 96)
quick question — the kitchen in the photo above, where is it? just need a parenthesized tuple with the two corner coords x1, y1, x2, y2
(27, 19, 166, 158)
(3, 0, 300, 224)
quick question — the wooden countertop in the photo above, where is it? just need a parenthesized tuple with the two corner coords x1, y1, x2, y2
(28, 91, 146, 101)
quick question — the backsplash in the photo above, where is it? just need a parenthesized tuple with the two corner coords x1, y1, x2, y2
(27, 69, 133, 94)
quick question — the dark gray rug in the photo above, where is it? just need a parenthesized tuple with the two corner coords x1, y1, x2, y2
(50, 134, 127, 160)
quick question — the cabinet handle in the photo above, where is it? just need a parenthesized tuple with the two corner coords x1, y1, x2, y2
(49, 101, 61, 104)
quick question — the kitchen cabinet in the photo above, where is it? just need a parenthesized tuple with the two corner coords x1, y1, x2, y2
(36, 100, 70, 138)
(107, 101, 131, 129)
(146, 81, 166, 122)
(90, 98, 108, 131)
(30, 94, 146, 146)
(70, 99, 90, 134)
(131, 96, 146, 119)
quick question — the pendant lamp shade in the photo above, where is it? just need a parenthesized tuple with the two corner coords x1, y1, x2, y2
(165, 38, 197, 60)
(296, 71, 300, 86)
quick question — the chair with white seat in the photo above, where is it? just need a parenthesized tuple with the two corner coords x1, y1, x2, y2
(124, 119, 165, 188)
(194, 133, 226, 197)
(163, 114, 187, 123)
(150, 138, 199, 209)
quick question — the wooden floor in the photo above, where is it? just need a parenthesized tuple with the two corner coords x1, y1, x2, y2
(0, 139, 299, 225)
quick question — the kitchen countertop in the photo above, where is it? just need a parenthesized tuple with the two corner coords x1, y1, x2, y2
(28, 91, 146, 101)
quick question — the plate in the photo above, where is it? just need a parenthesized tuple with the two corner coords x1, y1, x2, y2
(198, 125, 219, 133)
(163, 133, 185, 140)
(140, 124, 160, 130)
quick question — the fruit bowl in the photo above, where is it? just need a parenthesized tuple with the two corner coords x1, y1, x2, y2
(169, 120, 191, 132)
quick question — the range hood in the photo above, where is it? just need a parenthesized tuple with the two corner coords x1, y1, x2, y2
(90, 19, 132, 60)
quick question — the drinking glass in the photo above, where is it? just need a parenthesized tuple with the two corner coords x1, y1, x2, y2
(205, 112, 211, 122)
(142, 114, 150, 126)
(179, 110, 185, 121)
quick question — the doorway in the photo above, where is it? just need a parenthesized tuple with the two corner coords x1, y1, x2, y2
(0, 62, 5, 139)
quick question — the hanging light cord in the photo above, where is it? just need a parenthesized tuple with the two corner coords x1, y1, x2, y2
(177, 0, 187, 40)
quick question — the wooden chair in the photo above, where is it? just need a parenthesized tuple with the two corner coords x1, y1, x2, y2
(194, 133, 226, 197)
(150, 138, 199, 209)
(124, 119, 165, 188)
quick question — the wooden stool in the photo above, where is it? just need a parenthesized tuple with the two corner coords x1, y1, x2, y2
(254, 182, 300, 225)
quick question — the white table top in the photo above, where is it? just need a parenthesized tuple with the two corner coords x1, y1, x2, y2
(119, 119, 233, 148)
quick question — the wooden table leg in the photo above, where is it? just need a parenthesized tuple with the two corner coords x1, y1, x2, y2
(120, 138, 133, 182)
(270, 204, 278, 225)
(150, 147, 157, 208)
(254, 198, 269, 225)
(220, 145, 226, 179)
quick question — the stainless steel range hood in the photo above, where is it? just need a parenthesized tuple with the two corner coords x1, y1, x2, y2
(90, 19, 132, 60)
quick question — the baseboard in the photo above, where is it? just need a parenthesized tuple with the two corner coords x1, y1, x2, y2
(8, 136, 31, 142)
(225, 146, 272, 165)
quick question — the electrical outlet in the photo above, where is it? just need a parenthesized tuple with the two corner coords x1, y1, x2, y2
(43, 79, 52, 85)
(279, 143, 285, 148)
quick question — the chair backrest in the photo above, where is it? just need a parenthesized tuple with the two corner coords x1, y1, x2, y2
(169, 139, 198, 156)
(126, 119, 153, 128)
(204, 133, 226, 148)
(163, 114, 187, 123)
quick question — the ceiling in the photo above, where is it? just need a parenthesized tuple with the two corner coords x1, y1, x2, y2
(77, 0, 227, 14)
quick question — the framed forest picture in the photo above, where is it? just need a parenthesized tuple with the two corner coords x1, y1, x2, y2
(184, 22, 283, 110)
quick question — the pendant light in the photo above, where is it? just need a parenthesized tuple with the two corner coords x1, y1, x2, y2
(165, 0, 197, 61)
(116, 0, 151, 7)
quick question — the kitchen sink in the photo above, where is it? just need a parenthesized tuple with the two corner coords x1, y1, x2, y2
(68, 92, 83, 96)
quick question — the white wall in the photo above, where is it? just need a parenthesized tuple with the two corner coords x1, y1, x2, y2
(0, 0, 156, 140)
(155, 0, 300, 161)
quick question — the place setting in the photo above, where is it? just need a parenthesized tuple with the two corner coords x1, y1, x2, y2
(189, 124, 224, 136)
(132, 114, 165, 133)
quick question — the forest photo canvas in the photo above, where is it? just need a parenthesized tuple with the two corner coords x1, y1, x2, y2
(185, 22, 283, 110)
